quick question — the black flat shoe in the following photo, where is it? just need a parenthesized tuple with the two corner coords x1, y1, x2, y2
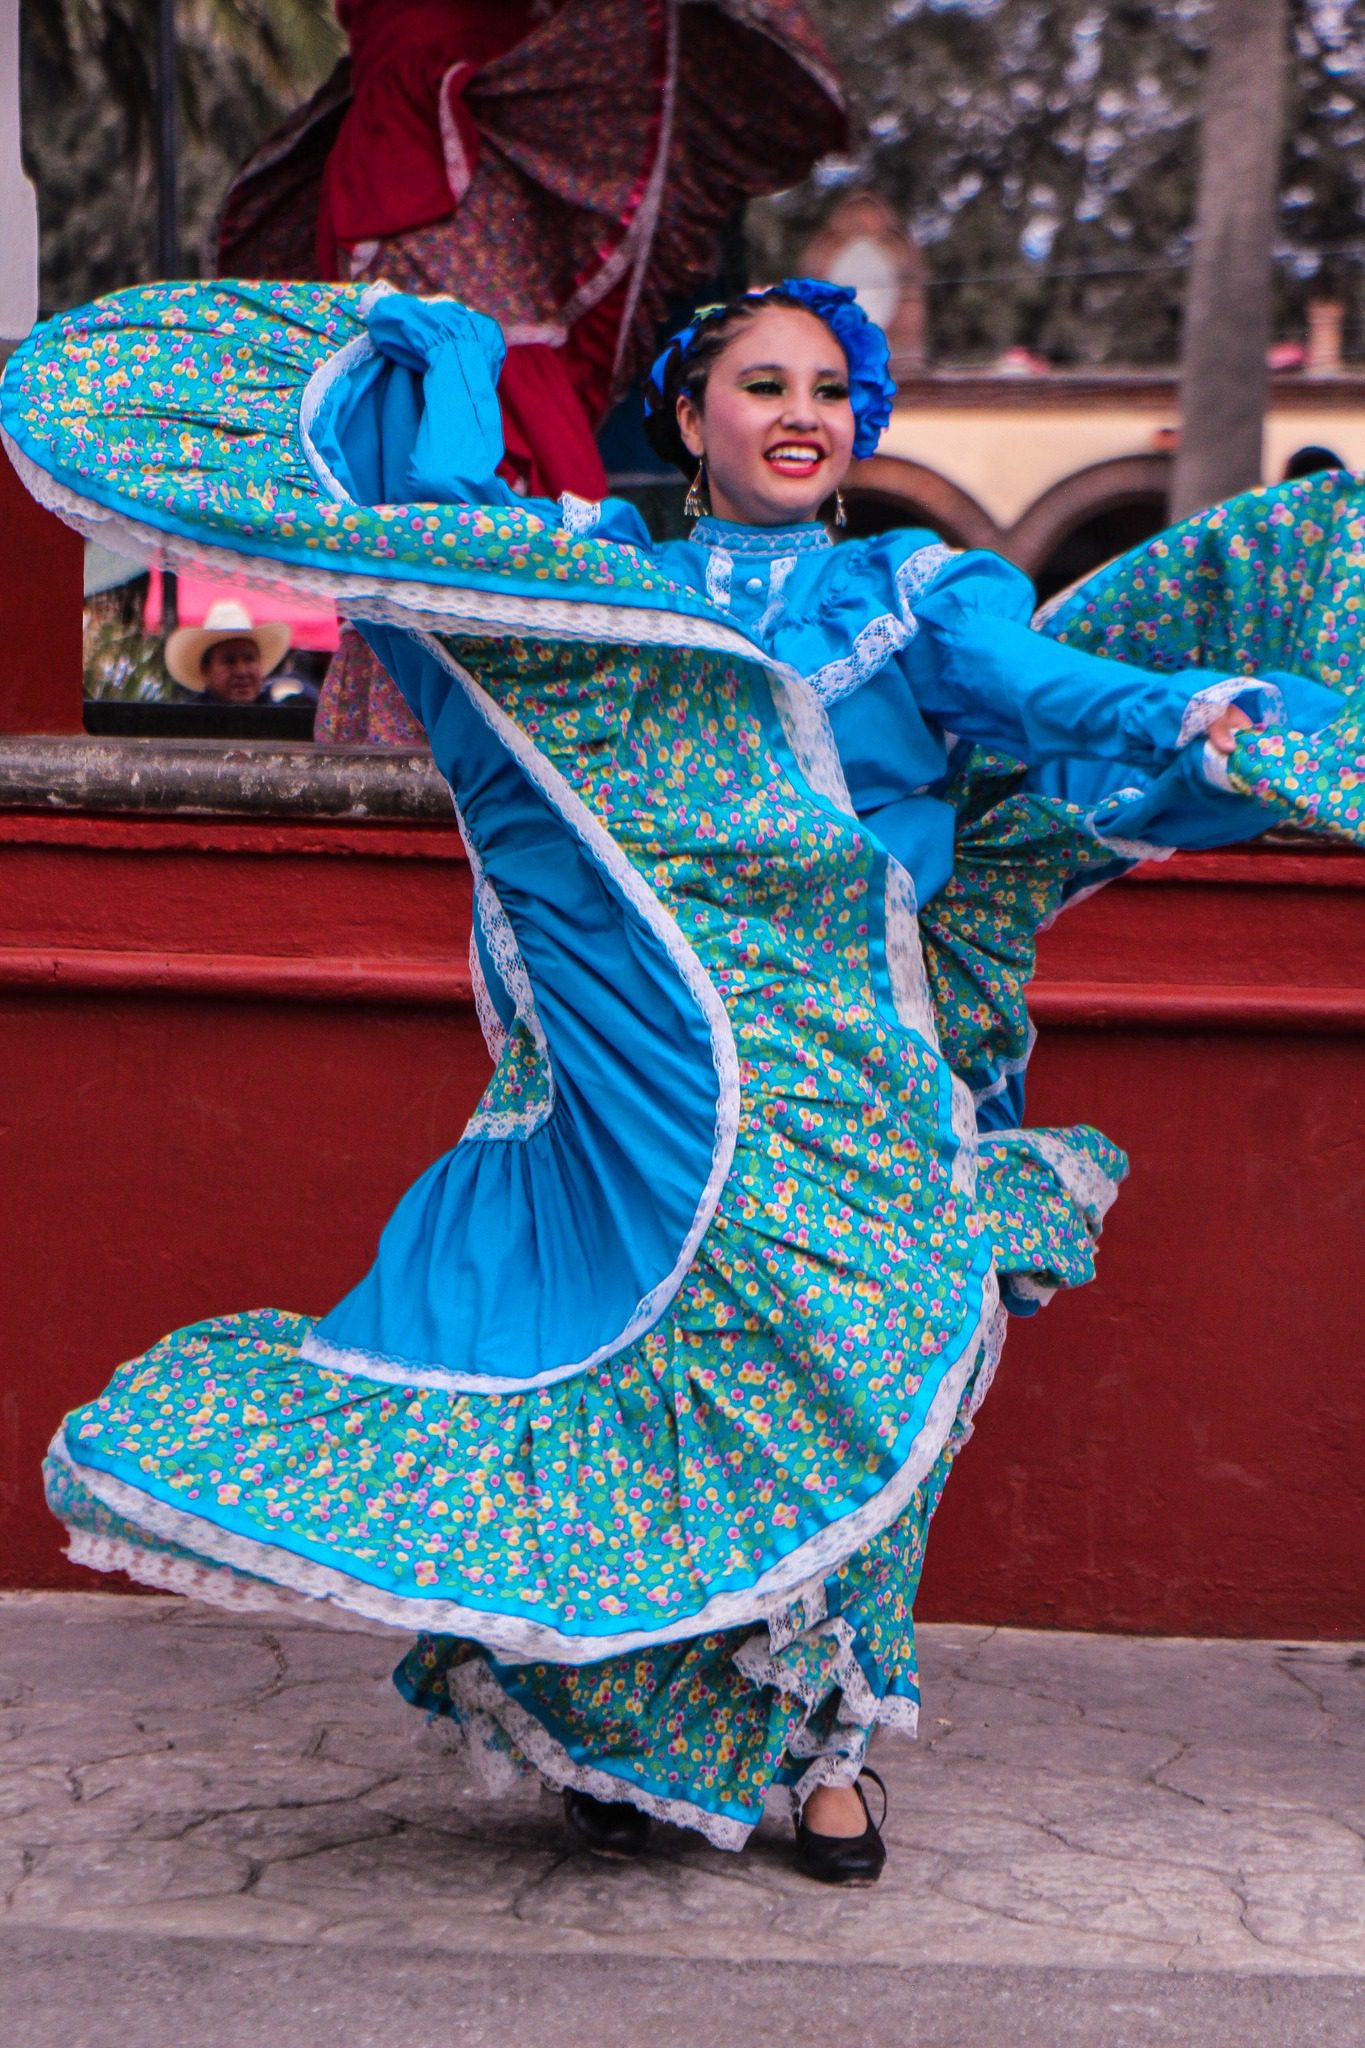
(563, 1787, 653, 1858)
(793, 1768, 888, 1886)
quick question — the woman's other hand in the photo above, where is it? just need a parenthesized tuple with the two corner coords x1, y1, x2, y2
(1206, 703, 1255, 754)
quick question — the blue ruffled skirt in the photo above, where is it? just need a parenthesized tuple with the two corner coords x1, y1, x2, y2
(7, 278, 1360, 1845)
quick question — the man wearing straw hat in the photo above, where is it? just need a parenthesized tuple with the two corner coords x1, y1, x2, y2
(165, 598, 295, 704)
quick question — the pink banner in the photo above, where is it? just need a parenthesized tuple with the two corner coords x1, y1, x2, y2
(145, 568, 339, 653)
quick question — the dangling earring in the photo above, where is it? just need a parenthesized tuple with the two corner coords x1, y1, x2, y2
(834, 488, 847, 530)
(685, 462, 707, 521)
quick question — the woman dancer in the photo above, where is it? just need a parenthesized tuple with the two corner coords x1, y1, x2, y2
(217, 0, 844, 743)
(3, 275, 1356, 1882)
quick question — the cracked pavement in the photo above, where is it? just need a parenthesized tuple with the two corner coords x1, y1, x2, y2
(0, 1594, 1362, 2044)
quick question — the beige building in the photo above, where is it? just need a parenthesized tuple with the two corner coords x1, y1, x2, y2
(805, 195, 1365, 596)
(849, 367, 1365, 596)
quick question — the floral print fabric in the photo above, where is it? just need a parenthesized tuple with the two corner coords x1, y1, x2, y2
(1044, 469, 1365, 698)
(1045, 471, 1365, 847)
(10, 279, 1359, 1849)
(50, 630, 1037, 1657)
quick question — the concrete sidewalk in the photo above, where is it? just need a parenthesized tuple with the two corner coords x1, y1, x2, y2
(1, 1593, 1362, 2045)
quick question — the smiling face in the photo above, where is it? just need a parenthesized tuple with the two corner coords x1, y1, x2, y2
(200, 636, 264, 704)
(675, 303, 856, 527)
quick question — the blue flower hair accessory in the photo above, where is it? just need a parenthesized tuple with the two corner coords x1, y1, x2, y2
(644, 277, 895, 459)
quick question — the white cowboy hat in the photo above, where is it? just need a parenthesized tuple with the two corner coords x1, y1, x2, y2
(164, 598, 291, 693)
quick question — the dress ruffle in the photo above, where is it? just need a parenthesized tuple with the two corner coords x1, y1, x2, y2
(1041, 468, 1365, 699)
(0, 277, 1304, 1680)
(18, 277, 1353, 1847)
(1225, 713, 1365, 843)
(394, 1439, 956, 1849)
(43, 1062, 1117, 1664)
(217, 0, 844, 403)
(1039, 470, 1365, 851)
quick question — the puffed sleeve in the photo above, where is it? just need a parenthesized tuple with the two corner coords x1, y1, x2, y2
(312, 290, 651, 545)
(902, 550, 1291, 771)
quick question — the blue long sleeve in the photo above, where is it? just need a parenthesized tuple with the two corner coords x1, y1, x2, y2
(905, 554, 1257, 772)
(310, 290, 651, 544)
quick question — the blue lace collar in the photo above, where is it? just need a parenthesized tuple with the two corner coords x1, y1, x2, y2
(690, 516, 833, 558)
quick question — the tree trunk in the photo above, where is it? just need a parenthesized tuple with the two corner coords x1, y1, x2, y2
(1170, 0, 1288, 521)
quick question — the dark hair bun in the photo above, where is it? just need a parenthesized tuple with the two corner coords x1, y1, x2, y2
(641, 288, 812, 479)
(642, 339, 693, 473)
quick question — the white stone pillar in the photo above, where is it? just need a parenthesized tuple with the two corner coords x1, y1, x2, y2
(0, 0, 38, 342)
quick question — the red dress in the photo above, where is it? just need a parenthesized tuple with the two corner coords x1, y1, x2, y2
(318, 0, 604, 505)
(315, 1, 534, 271)
(217, 0, 845, 740)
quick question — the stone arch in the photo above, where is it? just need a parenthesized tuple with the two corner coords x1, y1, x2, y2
(1005, 454, 1173, 586)
(842, 455, 1002, 552)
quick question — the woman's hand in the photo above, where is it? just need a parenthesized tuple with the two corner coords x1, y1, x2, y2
(1206, 703, 1254, 754)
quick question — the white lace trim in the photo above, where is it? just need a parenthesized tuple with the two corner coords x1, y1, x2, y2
(294, 1331, 575, 1399)
(752, 554, 797, 638)
(447, 1658, 751, 1852)
(880, 846, 985, 1203)
(459, 814, 556, 1143)
(52, 1260, 998, 1662)
(1038, 877, 1107, 934)
(959, 1288, 1009, 1425)
(462, 1084, 551, 1145)
(1090, 830, 1176, 864)
(764, 1575, 829, 1651)
(1177, 675, 1284, 749)
(804, 542, 957, 707)
(948, 1073, 980, 1200)
(1085, 788, 1180, 866)
(356, 280, 399, 318)
(1030, 579, 1085, 630)
(298, 334, 375, 504)
(691, 517, 832, 558)
(420, 1683, 527, 1798)
(301, 625, 740, 1395)
(734, 1610, 922, 1812)
(971, 1023, 1036, 1106)
(0, 428, 774, 665)
(767, 668, 856, 812)
(1202, 743, 1236, 793)
(898, 540, 958, 604)
(467, 933, 507, 1062)
(733, 1614, 917, 1736)
(448, 1625, 920, 1849)
(705, 545, 733, 611)
(805, 610, 911, 708)
(984, 1129, 1122, 1232)
(882, 859, 939, 1054)
(557, 493, 602, 538)
(63, 1526, 400, 1636)
(1005, 1276, 1057, 1308)
(436, 61, 477, 203)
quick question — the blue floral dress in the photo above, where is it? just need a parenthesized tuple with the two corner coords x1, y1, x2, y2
(4, 282, 1360, 1846)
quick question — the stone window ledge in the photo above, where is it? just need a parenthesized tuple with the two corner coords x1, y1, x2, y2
(0, 735, 450, 821)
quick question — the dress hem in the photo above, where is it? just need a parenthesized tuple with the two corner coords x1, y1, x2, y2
(409, 1635, 923, 1852)
(47, 1279, 1001, 1665)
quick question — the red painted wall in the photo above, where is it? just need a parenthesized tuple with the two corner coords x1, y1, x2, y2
(0, 444, 84, 734)
(2, 813, 1362, 1635)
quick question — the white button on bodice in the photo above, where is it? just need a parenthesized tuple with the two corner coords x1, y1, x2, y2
(745, 576, 763, 593)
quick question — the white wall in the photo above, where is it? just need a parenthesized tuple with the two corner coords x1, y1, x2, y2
(0, 0, 38, 343)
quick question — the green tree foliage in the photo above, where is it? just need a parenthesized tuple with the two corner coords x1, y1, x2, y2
(19, 2, 1363, 363)
(751, 0, 1364, 365)
(20, 0, 343, 310)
